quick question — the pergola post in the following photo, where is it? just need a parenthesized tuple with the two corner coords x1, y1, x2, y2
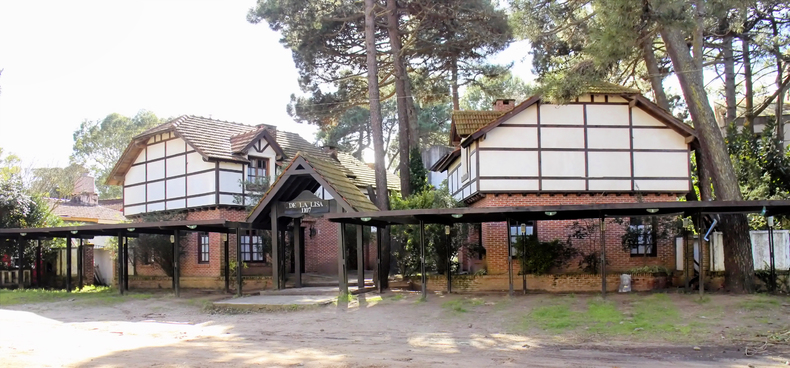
(356, 224, 364, 290)
(600, 217, 606, 298)
(224, 233, 230, 294)
(271, 207, 280, 290)
(18, 236, 25, 289)
(294, 218, 302, 288)
(173, 230, 180, 298)
(338, 223, 348, 296)
(768, 216, 777, 292)
(376, 226, 383, 293)
(66, 235, 72, 292)
(420, 220, 427, 300)
(704, 213, 705, 297)
(36, 239, 42, 287)
(117, 234, 123, 295)
(446, 225, 452, 294)
(506, 220, 514, 297)
(78, 238, 84, 290)
(236, 227, 243, 297)
(123, 237, 129, 291)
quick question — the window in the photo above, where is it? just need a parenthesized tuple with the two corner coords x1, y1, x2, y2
(628, 217, 657, 257)
(248, 158, 268, 182)
(509, 221, 536, 257)
(198, 232, 210, 264)
(241, 231, 265, 262)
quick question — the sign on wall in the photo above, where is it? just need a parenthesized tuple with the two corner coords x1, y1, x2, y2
(280, 191, 331, 217)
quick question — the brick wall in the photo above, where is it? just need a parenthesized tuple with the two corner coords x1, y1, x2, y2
(83, 244, 94, 285)
(472, 193, 681, 275)
(412, 273, 668, 293)
(128, 275, 273, 290)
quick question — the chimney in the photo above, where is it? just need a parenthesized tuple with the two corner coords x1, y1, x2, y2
(71, 173, 98, 206)
(321, 145, 338, 160)
(493, 99, 516, 112)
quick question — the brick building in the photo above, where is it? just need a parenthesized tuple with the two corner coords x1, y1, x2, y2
(431, 83, 697, 277)
(107, 116, 397, 289)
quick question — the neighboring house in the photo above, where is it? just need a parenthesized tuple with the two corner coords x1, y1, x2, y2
(714, 100, 790, 147)
(106, 116, 399, 287)
(47, 174, 126, 286)
(431, 83, 696, 275)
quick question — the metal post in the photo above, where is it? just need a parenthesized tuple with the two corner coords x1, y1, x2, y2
(18, 236, 25, 289)
(236, 228, 243, 297)
(420, 220, 427, 300)
(78, 238, 84, 290)
(521, 224, 527, 295)
(704, 212, 705, 297)
(294, 218, 302, 288)
(271, 207, 280, 290)
(506, 220, 514, 297)
(356, 224, 364, 290)
(36, 239, 42, 288)
(123, 237, 129, 291)
(117, 234, 123, 295)
(338, 223, 348, 296)
(66, 235, 72, 292)
(224, 233, 230, 293)
(768, 216, 776, 292)
(279, 229, 288, 289)
(173, 230, 180, 298)
(446, 225, 452, 294)
(376, 226, 383, 293)
(600, 217, 606, 298)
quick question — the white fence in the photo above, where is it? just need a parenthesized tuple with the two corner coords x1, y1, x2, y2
(0, 270, 31, 287)
(676, 230, 790, 272)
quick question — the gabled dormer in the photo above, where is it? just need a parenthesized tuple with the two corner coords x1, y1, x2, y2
(432, 83, 697, 202)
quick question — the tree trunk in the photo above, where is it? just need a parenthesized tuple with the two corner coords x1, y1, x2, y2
(386, 0, 411, 198)
(742, 36, 755, 133)
(723, 35, 737, 124)
(451, 57, 460, 110)
(641, 38, 670, 110)
(772, 17, 785, 144)
(661, 26, 754, 293)
(404, 72, 419, 150)
(364, 0, 391, 286)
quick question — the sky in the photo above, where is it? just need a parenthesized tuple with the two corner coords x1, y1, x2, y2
(0, 1, 533, 169)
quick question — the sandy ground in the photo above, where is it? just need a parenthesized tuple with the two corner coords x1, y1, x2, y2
(1, 291, 789, 368)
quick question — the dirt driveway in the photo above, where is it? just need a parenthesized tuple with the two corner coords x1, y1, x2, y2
(1, 290, 789, 367)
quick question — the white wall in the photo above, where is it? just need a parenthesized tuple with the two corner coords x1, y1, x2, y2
(677, 231, 790, 272)
(463, 98, 691, 196)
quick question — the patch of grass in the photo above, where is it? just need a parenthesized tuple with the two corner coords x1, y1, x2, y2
(365, 295, 383, 302)
(390, 294, 405, 301)
(442, 297, 486, 313)
(527, 303, 585, 331)
(694, 295, 711, 304)
(0, 286, 152, 306)
(519, 293, 705, 341)
(738, 295, 781, 311)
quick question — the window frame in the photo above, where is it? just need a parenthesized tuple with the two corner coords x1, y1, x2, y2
(628, 217, 657, 257)
(240, 230, 266, 263)
(197, 232, 210, 264)
(247, 157, 269, 182)
(509, 221, 536, 258)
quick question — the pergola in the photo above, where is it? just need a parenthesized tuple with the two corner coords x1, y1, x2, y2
(0, 219, 263, 297)
(324, 200, 790, 299)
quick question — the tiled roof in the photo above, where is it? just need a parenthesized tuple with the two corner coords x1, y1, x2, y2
(336, 152, 400, 191)
(583, 82, 641, 95)
(452, 111, 505, 136)
(117, 115, 399, 192)
(47, 199, 126, 223)
(299, 152, 380, 212)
